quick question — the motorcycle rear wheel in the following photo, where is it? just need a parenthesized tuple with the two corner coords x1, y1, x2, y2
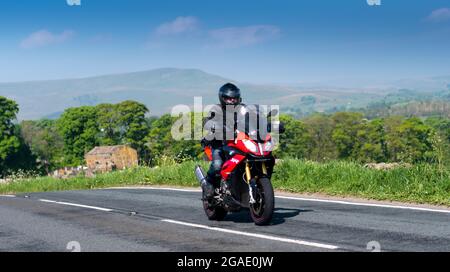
(203, 200, 228, 221)
(250, 177, 274, 225)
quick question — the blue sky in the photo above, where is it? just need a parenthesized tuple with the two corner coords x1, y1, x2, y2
(1, 0, 450, 84)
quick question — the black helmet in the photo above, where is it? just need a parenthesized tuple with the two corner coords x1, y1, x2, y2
(219, 83, 242, 106)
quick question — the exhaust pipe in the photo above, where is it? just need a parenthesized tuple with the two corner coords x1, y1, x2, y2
(195, 165, 215, 198)
(194, 165, 207, 186)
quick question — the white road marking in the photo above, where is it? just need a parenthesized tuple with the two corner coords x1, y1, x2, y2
(162, 219, 339, 250)
(109, 186, 202, 192)
(276, 196, 450, 214)
(108, 186, 450, 214)
(0, 195, 15, 198)
(39, 199, 113, 212)
(35, 195, 339, 249)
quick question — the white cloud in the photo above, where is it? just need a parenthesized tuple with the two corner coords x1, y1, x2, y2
(149, 17, 281, 50)
(20, 30, 75, 49)
(209, 25, 280, 48)
(426, 8, 450, 22)
(155, 16, 199, 35)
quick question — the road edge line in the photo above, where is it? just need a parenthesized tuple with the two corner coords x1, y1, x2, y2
(161, 218, 339, 250)
(39, 199, 113, 212)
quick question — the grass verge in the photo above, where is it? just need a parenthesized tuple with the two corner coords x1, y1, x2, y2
(272, 160, 450, 206)
(1, 159, 449, 206)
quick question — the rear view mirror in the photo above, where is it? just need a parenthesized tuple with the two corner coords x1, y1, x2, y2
(267, 109, 279, 119)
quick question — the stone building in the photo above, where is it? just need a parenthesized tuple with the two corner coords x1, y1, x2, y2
(85, 145, 138, 173)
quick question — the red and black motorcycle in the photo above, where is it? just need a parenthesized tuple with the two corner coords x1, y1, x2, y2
(195, 106, 280, 225)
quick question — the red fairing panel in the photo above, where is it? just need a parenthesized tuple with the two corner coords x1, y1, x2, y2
(220, 154, 246, 180)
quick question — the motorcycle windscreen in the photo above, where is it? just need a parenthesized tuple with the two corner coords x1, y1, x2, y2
(234, 105, 269, 143)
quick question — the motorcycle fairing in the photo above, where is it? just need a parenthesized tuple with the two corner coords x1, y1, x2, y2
(220, 154, 246, 180)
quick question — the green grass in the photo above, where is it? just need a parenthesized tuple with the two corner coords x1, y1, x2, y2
(1, 159, 449, 206)
(272, 160, 450, 206)
(0, 161, 207, 195)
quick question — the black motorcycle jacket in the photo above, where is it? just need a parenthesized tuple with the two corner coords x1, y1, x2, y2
(201, 103, 246, 149)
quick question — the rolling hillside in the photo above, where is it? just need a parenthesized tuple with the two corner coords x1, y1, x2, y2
(0, 68, 299, 120)
(0, 68, 449, 120)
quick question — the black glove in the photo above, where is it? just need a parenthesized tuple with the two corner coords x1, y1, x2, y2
(267, 121, 286, 133)
(201, 138, 210, 148)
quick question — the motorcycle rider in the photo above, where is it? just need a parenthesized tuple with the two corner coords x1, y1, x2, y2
(201, 83, 243, 200)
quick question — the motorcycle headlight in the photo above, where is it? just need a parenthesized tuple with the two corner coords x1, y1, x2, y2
(264, 139, 274, 151)
(243, 139, 258, 153)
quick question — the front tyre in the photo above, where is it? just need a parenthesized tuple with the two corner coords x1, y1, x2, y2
(250, 177, 274, 225)
(203, 200, 227, 221)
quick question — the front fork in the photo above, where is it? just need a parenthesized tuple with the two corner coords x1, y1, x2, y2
(245, 162, 267, 204)
(245, 161, 267, 181)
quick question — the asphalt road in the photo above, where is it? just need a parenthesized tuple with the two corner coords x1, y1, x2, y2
(0, 187, 449, 252)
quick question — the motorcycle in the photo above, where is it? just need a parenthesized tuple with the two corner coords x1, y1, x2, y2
(195, 105, 281, 225)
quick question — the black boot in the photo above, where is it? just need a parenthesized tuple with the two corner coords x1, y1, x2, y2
(221, 179, 240, 211)
(220, 179, 231, 195)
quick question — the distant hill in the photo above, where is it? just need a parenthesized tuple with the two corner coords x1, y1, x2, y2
(358, 89, 450, 119)
(0, 68, 449, 120)
(0, 68, 299, 120)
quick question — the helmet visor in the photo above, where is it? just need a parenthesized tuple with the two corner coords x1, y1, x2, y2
(223, 96, 240, 105)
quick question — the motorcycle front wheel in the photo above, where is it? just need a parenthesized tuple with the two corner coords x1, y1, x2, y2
(250, 177, 274, 225)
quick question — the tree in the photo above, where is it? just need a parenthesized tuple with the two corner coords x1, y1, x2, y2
(20, 119, 64, 173)
(146, 113, 202, 164)
(96, 103, 121, 146)
(115, 101, 150, 161)
(56, 101, 151, 166)
(331, 112, 364, 159)
(147, 114, 174, 158)
(383, 116, 405, 162)
(57, 106, 99, 165)
(425, 117, 450, 142)
(4, 124, 37, 174)
(425, 117, 450, 166)
(353, 119, 388, 162)
(0, 96, 21, 175)
(396, 118, 434, 163)
(384, 116, 434, 163)
(275, 114, 310, 159)
(302, 114, 338, 161)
